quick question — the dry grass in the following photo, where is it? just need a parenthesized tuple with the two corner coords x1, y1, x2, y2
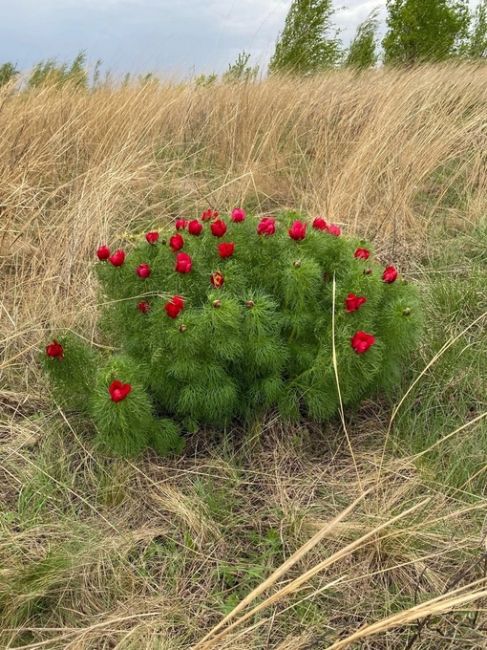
(1, 429, 487, 649)
(1, 63, 487, 648)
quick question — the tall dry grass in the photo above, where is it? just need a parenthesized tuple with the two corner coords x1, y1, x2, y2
(1, 64, 487, 649)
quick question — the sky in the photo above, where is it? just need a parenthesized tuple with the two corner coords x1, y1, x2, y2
(0, 1, 481, 78)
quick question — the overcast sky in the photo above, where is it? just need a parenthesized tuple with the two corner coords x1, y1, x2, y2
(0, 1, 481, 78)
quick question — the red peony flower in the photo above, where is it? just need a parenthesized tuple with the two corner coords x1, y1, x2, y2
(210, 271, 224, 288)
(345, 293, 367, 312)
(108, 380, 132, 402)
(211, 219, 227, 238)
(175, 218, 187, 230)
(109, 249, 125, 266)
(172, 295, 184, 309)
(354, 248, 370, 260)
(351, 331, 376, 354)
(257, 216, 276, 236)
(175, 252, 192, 273)
(165, 295, 185, 318)
(288, 220, 307, 241)
(169, 233, 184, 251)
(46, 339, 63, 359)
(326, 223, 341, 237)
(96, 245, 110, 261)
(188, 219, 203, 235)
(382, 265, 398, 283)
(312, 217, 328, 231)
(231, 208, 246, 222)
(137, 301, 150, 314)
(136, 263, 151, 279)
(201, 208, 219, 221)
(218, 242, 235, 258)
(145, 231, 159, 244)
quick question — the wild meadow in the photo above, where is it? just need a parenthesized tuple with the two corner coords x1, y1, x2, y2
(1, 63, 486, 648)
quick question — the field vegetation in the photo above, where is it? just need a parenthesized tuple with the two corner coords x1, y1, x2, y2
(1, 63, 486, 648)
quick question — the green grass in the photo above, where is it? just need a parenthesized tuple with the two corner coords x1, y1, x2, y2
(393, 221, 487, 493)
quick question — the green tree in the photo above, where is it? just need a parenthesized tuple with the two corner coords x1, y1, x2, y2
(346, 10, 379, 69)
(465, 0, 487, 58)
(28, 59, 61, 88)
(92, 58, 103, 88)
(67, 51, 88, 88)
(222, 51, 259, 83)
(269, 0, 341, 74)
(194, 73, 218, 87)
(382, 0, 470, 65)
(0, 62, 19, 87)
(28, 51, 88, 89)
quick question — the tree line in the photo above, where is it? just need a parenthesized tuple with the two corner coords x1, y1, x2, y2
(1, 0, 486, 89)
(271, 0, 487, 73)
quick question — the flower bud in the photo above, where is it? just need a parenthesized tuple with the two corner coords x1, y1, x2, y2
(96, 245, 110, 261)
(382, 265, 398, 284)
(288, 220, 307, 241)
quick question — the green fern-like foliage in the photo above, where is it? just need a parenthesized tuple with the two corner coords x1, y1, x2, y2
(43, 209, 421, 456)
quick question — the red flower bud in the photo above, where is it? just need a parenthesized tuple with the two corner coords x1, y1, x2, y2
(211, 219, 227, 238)
(109, 249, 125, 266)
(345, 293, 367, 312)
(218, 242, 235, 258)
(231, 208, 246, 222)
(165, 295, 185, 318)
(108, 380, 132, 402)
(288, 220, 307, 241)
(382, 265, 398, 284)
(326, 223, 341, 237)
(96, 245, 110, 261)
(137, 301, 150, 314)
(351, 331, 376, 354)
(188, 219, 203, 236)
(210, 271, 224, 288)
(136, 263, 151, 279)
(145, 231, 159, 244)
(354, 248, 370, 260)
(175, 219, 187, 230)
(257, 216, 276, 236)
(46, 339, 63, 359)
(175, 252, 192, 273)
(169, 233, 184, 251)
(312, 217, 328, 231)
(201, 208, 219, 221)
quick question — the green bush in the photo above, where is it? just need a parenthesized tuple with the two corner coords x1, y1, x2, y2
(43, 209, 421, 456)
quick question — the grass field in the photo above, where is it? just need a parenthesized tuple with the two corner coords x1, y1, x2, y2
(1, 63, 486, 649)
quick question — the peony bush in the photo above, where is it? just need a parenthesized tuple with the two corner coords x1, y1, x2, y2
(43, 209, 421, 457)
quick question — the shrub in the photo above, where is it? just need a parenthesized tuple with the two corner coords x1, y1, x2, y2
(43, 210, 421, 456)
